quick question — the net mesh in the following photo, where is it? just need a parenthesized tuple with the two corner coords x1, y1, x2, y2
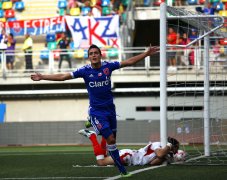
(166, 6, 227, 47)
(162, 4, 227, 165)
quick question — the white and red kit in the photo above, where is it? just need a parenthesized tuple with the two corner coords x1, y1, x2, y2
(119, 142, 162, 166)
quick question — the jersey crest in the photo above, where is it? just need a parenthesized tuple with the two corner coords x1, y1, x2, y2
(103, 68, 110, 76)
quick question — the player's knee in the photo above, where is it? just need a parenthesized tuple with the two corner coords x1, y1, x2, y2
(97, 160, 106, 166)
(106, 134, 116, 145)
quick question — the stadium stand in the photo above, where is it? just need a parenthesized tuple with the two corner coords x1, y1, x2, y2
(19, 0, 58, 20)
(0, 0, 226, 73)
(14, 1, 25, 12)
(69, 7, 81, 16)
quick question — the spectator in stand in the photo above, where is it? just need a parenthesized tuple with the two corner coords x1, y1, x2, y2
(0, 28, 7, 50)
(68, 0, 76, 9)
(196, 3, 216, 15)
(113, 0, 121, 12)
(91, 0, 102, 17)
(182, 33, 190, 45)
(117, 2, 127, 23)
(203, 3, 216, 15)
(189, 29, 198, 42)
(212, 40, 221, 66)
(22, 33, 33, 70)
(0, 28, 8, 63)
(188, 29, 200, 68)
(175, 0, 182, 6)
(5, 33, 16, 70)
(181, 32, 190, 66)
(187, 29, 200, 68)
(175, 33, 186, 67)
(167, 27, 177, 71)
(82, 1, 92, 16)
(57, 32, 72, 70)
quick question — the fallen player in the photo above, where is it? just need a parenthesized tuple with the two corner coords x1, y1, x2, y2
(78, 129, 180, 166)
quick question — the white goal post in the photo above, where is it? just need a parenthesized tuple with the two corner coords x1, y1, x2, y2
(160, 2, 226, 157)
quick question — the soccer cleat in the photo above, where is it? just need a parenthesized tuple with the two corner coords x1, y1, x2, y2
(121, 172, 132, 178)
(85, 120, 92, 128)
(78, 129, 96, 138)
(85, 117, 92, 128)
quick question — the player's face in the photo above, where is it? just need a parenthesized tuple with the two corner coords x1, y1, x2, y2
(89, 48, 101, 66)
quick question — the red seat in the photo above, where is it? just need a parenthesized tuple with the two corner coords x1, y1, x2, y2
(219, 38, 227, 45)
(53, 50, 60, 60)
(5, 9, 15, 18)
(153, 0, 165, 6)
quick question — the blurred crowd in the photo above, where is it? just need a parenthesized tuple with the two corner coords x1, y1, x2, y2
(167, 26, 225, 71)
(58, 0, 128, 23)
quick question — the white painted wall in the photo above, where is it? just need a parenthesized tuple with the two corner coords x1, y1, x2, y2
(4, 99, 89, 122)
(3, 96, 227, 122)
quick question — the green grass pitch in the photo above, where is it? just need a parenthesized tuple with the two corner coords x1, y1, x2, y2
(0, 146, 227, 180)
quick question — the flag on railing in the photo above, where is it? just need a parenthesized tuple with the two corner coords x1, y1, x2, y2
(0, 16, 66, 36)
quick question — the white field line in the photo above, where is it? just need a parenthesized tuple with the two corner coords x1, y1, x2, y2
(0, 152, 93, 156)
(185, 155, 205, 163)
(104, 164, 166, 180)
(72, 165, 114, 168)
(0, 177, 107, 179)
(0, 165, 166, 180)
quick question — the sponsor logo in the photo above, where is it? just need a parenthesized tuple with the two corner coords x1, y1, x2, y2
(89, 74, 94, 78)
(89, 77, 110, 88)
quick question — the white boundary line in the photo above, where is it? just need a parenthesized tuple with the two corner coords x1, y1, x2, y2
(0, 152, 93, 156)
(0, 165, 166, 180)
(0, 177, 107, 180)
(104, 164, 166, 180)
(72, 165, 114, 168)
(185, 155, 205, 163)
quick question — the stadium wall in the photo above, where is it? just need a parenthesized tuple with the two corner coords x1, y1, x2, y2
(2, 96, 227, 122)
(0, 120, 161, 145)
(1, 119, 226, 146)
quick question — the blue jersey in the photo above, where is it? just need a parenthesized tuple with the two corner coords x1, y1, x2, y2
(71, 61, 120, 108)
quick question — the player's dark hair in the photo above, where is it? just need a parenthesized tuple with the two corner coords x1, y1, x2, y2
(88, 44, 102, 56)
(9, 33, 14, 38)
(168, 137, 179, 147)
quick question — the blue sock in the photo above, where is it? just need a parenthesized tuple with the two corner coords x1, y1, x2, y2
(107, 144, 127, 174)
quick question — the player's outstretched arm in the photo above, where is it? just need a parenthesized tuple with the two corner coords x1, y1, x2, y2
(120, 46, 159, 68)
(31, 72, 73, 81)
(149, 145, 172, 166)
(155, 145, 172, 159)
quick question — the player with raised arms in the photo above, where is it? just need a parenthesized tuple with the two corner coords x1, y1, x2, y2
(31, 44, 159, 177)
(78, 129, 180, 166)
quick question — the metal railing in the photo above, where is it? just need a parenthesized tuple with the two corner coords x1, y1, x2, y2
(0, 47, 226, 79)
(0, 47, 152, 78)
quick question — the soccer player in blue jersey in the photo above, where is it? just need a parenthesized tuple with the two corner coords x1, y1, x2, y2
(31, 44, 159, 177)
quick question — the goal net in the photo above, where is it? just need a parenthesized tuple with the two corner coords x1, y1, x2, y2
(160, 3, 227, 165)
(167, 5, 226, 47)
